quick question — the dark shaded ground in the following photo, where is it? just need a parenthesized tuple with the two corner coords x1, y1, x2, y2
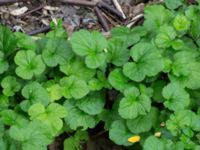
(0, 0, 161, 149)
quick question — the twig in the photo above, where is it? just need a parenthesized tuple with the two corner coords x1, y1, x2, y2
(94, 7, 110, 32)
(18, 5, 44, 18)
(102, 12, 117, 27)
(127, 14, 144, 28)
(27, 26, 51, 36)
(61, 0, 96, 7)
(112, 0, 126, 19)
(97, 2, 124, 20)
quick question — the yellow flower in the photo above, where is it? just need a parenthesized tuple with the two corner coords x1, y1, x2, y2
(128, 135, 141, 143)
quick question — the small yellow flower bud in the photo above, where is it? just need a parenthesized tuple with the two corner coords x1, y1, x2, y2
(128, 135, 141, 143)
(154, 132, 162, 137)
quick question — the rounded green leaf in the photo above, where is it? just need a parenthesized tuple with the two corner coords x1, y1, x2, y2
(60, 76, 89, 99)
(1, 76, 21, 96)
(155, 26, 177, 48)
(144, 136, 164, 150)
(123, 43, 164, 82)
(162, 83, 190, 111)
(47, 103, 68, 118)
(70, 30, 107, 56)
(28, 103, 45, 119)
(85, 53, 106, 69)
(107, 39, 130, 66)
(126, 107, 159, 134)
(42, 39, 74, 67)
(173, 14, 191, 31)
(144, 5, 173, 32)
(119, 87, 151, 119)
(14, 50, 45, 79)
(166, 110, 193, 136)
(109, 120, 133, 146)
(21, 82, 50, 111)
(108, 68, 129, 92)
(46, 84, 62, 102)
(60, 57, 95, 81)
(64, 101, 96, 130)
(76, 92, 105, 115)
(165, 0, 184, 10)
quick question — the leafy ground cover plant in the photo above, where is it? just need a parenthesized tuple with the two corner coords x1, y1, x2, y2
(1, 0, 200, 149)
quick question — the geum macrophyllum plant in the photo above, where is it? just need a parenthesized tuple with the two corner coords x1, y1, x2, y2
(1, 0, 200, 149)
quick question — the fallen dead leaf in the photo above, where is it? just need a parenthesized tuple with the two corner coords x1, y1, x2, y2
(10, 6, 28, 16)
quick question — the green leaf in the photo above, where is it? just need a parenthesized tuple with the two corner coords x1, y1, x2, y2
(64, 100, 96, 130)
(60, 76, 89, 99)
(0, 94, 9, 110)
(60, 57, 95, 81)
(165, 0, 184, 9)
(28, 103, 45, 119)
(42, 39, 73, 67)
(99, 109, 121, 130)
(155, 25, 177, 48)
(111, 26, 147, 47)
(109, 120, 133, 146)
(139, 84, 153, 98)
(64, 137, 79, 150)
(170, 51, 200, 89)
(21, 82, 49, 111)
(76, 92, 105, 115)
(29, 103, 67, 135)
(9, 121, 52, 150)
(123, 43, 164, 82)
(88, 78, 105, 91)
(171, 39, 185, 50)
(0, 109, 28, 126)
(70, 30, 107, 68)
(107, 39, 130, 66)
(85, 53, 106, 69)
(0, 25, 16, 54)
(186, 6, 200, 39)
(46, 84, 63, 102)
(47, 19, 67, 38)
(144, 5, 173, 32)
(151, 80, 166, 102)
(14, 50, 46, 79)
(119, 87, 151, 119)
(88, 71, 109, 91)
(74, 130, 89, 141)
(166, 110, 194, 136)
(126, 108, 158, 134)
(162, 83, 190, 111)
(0, 51, 8, 74)
(46, 103, 67, 118)
(108, 68, 130, 92)
(173, 14, 191, 31)
(144, 136, 164, 150)
(1, 76, 21, 96)
(15, 32, 37, 51)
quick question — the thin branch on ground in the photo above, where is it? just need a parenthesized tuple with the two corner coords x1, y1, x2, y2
(127, 14, 144, 28)
(112, 0, 126, 19)
(94, 7, 110, 32)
